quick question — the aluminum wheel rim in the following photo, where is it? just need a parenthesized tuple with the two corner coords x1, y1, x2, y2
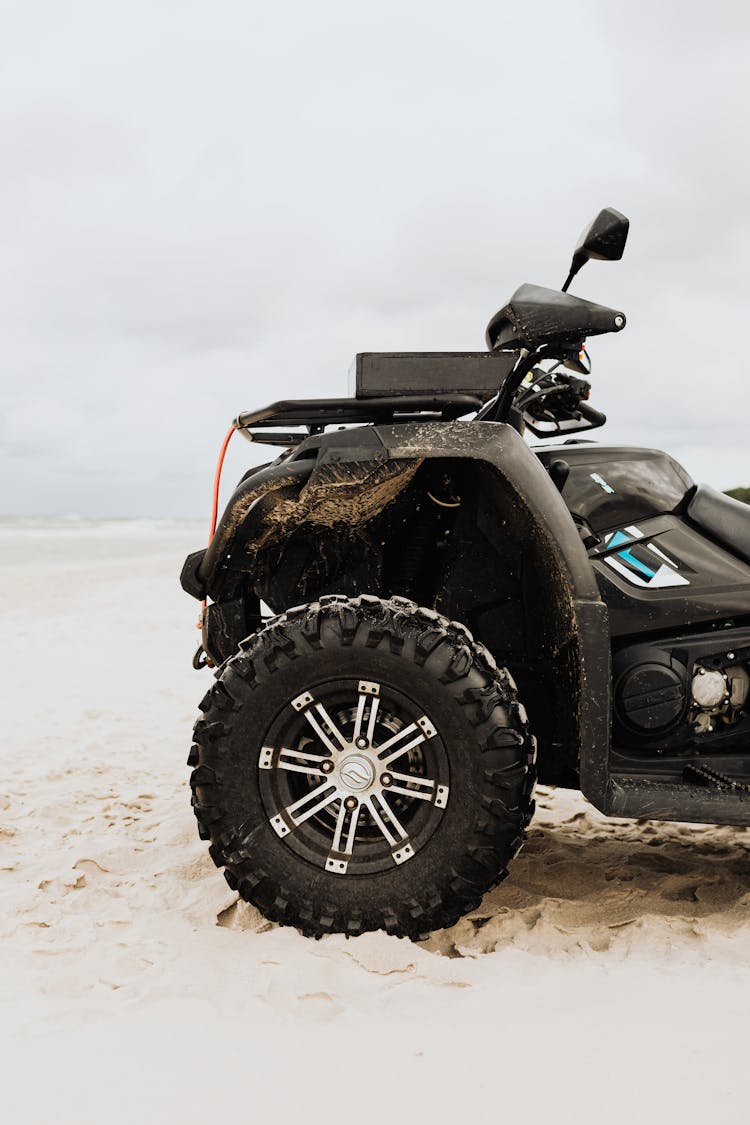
(258, 678, 450, 876)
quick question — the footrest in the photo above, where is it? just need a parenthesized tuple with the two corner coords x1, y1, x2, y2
(605, 774, 750, 826)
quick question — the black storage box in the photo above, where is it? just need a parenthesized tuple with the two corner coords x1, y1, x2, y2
(349, 352, 517, 401)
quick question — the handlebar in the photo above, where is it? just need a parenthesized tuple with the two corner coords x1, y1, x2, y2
(578, 401, 606, 427)
(490, 355, 607, 437)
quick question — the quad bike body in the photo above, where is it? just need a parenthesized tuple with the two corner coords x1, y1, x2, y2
(181, 208, 750, 937)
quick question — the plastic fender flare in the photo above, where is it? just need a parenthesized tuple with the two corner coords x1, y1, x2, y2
(198, 459, 315, 590)
(369, 420, 611, 810)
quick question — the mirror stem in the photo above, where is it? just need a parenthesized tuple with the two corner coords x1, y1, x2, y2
(561, 268, 576, 293)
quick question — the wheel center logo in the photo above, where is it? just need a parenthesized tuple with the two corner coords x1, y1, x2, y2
(339, 754, 374, 791)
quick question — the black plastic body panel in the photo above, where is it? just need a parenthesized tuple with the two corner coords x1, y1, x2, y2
(534, 443, 750, 638)
(485, 284, 626, 350)
(180, 549, 208, 601)
(593, 513, 750, 638)
(531, 439, 750, 824)
(688, 483, 750, 567)
(534, 444, 693, 533)
(350, 352, 517, 400)
(197, 459, 315, 588)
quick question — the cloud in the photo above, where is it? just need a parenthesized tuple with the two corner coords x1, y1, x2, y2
(0, 0, 748, 517)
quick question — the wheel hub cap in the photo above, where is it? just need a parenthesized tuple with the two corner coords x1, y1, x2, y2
(338, 753, 375, 792)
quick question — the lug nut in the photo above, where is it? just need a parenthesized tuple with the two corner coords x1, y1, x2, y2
(355, 737, 368, 749)
(321, 760, 334, 774)
(344, 796, 358, 810)
(380, 773, 392, 787)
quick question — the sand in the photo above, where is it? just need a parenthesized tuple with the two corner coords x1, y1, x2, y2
(2, 519, 749, 1124)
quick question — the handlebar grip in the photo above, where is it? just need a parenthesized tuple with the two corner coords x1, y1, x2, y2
(579, 402, 607, 426)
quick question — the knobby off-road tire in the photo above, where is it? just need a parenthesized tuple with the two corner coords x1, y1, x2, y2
(189, 595, 536, 940)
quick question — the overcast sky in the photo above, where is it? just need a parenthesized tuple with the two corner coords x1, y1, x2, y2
(1, 0, 749, 518)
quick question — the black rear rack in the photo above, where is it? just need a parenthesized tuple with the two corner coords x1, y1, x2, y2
(233, 394, 485, 447)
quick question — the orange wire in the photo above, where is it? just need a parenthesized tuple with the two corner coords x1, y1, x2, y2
(209, 425, 237, 543)
(199, 424, 236, 624)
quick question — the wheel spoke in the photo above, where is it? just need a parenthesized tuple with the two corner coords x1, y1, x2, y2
(268, 782, 338, 838)
(287, 780, 337, 818)
(378, 728, 425, 767)
(376, 792, 409, 840)
(387, 770, 435, 790)
(275, 747, 328, 777)
(387, 784, 436, 801)
(281, 747, 329, 764)
(301, 703, 346, 756)
(326, 801, 362, 875)
(366, 695, 380, 744)
(366, 792, 411, 848)
(277, 762, 326, 777)
(353, 692, 367, 742)
(353, 681, 380, 744)
(373, 794, 416, 866)
(330, 799, 348, 853)
(314, 702, 348, 749)
(366, 796, 398, 846)
(344, 804, 361, 855)
(385, 771, 436, 802)
(375, 720, 417, 755)
(377, 714, 436, 766)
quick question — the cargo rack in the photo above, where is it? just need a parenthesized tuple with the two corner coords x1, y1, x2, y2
(233, 393, 487, 447)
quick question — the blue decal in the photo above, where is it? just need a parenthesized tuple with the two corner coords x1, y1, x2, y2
(601, 524, 690, 589)
(616, 548, 656, 578)
(590, 472, 615, 494)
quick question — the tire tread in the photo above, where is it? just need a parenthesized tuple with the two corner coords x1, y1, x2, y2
(190, 595, 536, 940)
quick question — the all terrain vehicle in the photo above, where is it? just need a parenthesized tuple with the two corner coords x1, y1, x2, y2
(181, 208, 750, 939)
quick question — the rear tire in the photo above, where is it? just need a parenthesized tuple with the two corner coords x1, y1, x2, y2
(189, 595, 536, 940)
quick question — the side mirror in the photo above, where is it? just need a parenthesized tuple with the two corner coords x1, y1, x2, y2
(562, 207, 629, 292)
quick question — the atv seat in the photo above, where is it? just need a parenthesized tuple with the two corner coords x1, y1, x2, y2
(687, 484, 750, 567)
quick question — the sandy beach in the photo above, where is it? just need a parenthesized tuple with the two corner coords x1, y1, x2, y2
(2, 519, 750, 1124)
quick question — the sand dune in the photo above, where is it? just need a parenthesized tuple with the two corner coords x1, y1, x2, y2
(2, 521, 749, 1124)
